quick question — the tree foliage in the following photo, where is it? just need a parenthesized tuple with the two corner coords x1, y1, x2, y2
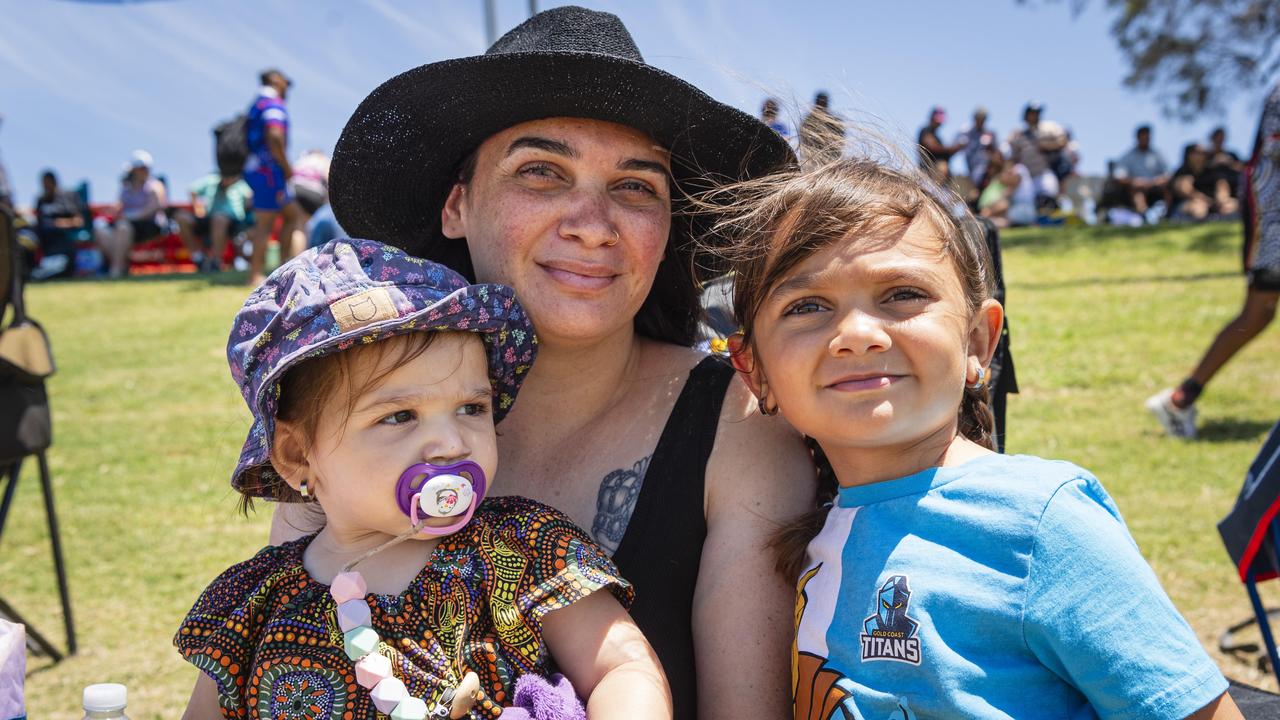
(1029, 0, 1279, 120)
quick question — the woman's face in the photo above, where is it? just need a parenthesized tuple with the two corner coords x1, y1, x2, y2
(441, 117, 673, 346)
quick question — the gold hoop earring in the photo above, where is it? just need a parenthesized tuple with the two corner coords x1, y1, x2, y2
(967, 365, 987, 391)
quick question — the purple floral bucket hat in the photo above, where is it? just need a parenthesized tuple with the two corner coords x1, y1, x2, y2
(227, 237, 537, 499)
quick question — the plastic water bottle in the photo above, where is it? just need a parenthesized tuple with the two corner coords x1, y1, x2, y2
(82, 684, 129, 719)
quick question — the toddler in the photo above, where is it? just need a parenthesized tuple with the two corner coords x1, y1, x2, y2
(176, 238, 669, 719)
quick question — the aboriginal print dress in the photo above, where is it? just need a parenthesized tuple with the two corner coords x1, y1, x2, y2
(175, 496, 632, 719)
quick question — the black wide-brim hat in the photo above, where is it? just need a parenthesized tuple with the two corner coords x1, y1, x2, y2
(329, 5, 795, 262)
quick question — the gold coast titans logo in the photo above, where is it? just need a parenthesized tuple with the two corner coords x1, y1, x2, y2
(860, 575, 921, 665)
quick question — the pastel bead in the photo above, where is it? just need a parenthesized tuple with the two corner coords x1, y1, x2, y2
(371, 676, 408, 714)
(337, 599, 372, 632)
(390, 696, 428, 720)
(330, 571, 367, 603)
(342, 626, 379, 661)
(355, 652, 392, 689)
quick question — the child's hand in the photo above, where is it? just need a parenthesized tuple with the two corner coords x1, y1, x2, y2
(181, 673, 223, 720)
(542, 590, 672, 720)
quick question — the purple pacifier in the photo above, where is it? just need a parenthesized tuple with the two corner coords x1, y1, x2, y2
(394, 460, 487, 537)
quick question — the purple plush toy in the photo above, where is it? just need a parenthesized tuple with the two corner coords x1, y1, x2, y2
(499, 674, 586, 720)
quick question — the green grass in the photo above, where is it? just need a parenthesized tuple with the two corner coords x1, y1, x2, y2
(5, 222, 1280, 715)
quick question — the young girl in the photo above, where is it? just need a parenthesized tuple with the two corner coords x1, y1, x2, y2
(176, 238, 670, 719)
(711, 159, 1240, 719)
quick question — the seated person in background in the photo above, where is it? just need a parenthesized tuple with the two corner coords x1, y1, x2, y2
(1172, 143, 1240, 221)
(95, 150, 167, 278)
(287, 149, 329, 256)
(1205, 126, 1243, 197)
(1006, 102, 1070, 208)
(304, 202, 345, 250)
(1113, 124, 1171, 219)
(979, 150, 1038, 228)
(32, 169, 85, 277)
(175, 171, 252, 272)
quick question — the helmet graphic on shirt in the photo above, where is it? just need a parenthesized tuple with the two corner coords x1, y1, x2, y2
(867, 575, 918, 636)
(860, 575, 922, 664)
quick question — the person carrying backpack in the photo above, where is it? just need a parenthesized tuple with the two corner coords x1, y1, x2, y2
(242, 69, 301, 286)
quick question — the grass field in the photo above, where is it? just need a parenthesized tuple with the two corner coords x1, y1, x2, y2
(4, 222, 1280, 717)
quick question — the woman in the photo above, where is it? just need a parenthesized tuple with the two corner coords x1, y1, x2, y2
(96, 150, 167, 278)
(273, 7, 815, 719)
(1147, 79, 1280, 438)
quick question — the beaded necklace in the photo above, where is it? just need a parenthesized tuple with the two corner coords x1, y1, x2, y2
(330, 518, 493, 719)
(330, 462, 495, 719)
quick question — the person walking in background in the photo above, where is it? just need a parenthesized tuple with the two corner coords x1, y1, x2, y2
(1113, 124, 1171, 220)
(95, 150, 167, 278)
(1147, 80, 1280, 439)
(760, 97, 789, 139)
(799, 91, 844, 165)
(957, 106, 997, 190)
(917, 105, 962, 182)
(174, 170, 251, 272)
(243, 68, 301, 286)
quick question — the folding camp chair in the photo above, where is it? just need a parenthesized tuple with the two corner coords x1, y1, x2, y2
(0, 204, 76, 661)
(1218, 419, 1280, 683)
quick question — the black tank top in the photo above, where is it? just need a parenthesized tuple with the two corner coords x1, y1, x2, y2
(610, 355, 734, 720)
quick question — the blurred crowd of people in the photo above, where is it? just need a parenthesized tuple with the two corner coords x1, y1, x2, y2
(1, 81, 1256, 281)
(760, 95, 1248, 229)
(3, 68, 343, 282)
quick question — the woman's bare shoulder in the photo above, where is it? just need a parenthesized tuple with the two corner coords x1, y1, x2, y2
(707, 372, 816, 520)
(635, 340, 708, 378)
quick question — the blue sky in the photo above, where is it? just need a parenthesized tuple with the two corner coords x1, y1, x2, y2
(1, 0, 1266, 206)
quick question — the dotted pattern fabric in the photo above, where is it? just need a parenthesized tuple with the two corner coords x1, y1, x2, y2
(175, 496, 632, 719)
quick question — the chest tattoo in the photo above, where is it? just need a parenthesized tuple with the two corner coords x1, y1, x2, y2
(591, 455, 652, 555)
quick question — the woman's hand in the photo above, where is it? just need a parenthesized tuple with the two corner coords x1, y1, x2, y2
(543, 590, 672, 720)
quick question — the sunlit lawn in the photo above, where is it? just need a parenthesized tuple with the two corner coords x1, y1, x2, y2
(4, 221, 1280, 716)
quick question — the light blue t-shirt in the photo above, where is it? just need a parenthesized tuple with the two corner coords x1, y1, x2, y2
(793, 454, 1226, 720)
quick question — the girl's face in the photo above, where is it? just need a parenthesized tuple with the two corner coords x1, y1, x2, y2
(440, 117, 673, 346)
(291, 333, 499, 539)
(737, 218, 999, 456)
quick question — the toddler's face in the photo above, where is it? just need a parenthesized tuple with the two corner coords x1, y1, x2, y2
(743, 219, 980, 454)
(305, 333, 498, 538)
